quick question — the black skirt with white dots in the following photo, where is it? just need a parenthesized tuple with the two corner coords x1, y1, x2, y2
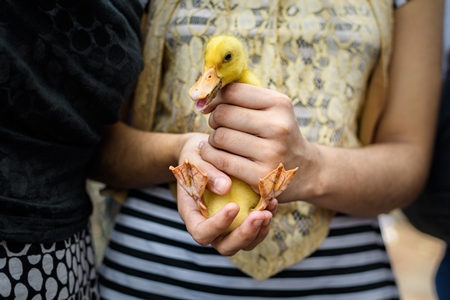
(0, 227, 98, 300)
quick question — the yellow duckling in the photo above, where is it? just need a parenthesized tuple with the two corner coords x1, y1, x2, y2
(170, 34, 298, 233)
(189, 34, 262, 110)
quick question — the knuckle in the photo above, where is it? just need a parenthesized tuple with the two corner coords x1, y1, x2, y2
(211, 104, 229, 124)
(219, 248, 237, 257)
(273, 120, 291, 136)
(211, 127, 227, 144)
(214, 156, 230, 172)
(276, 93, 292, 107)
(190, 227, 211, 246)
(208, 136, 230, 170)
(192, 234, 210, 246)
(243, 245, 256, 251)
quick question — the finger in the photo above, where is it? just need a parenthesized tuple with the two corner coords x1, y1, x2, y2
(209, 201, 277, 254)
(208, 127, 270, 161)
(211, 209, 271, 256)
(199, 140, 260, 187)
(179, 136, 232, 195)
(201, 83, 285, 114)
(184, 200, 240, 246)
(200, 136, 283, 184)
(208, 104, 271, 136)
(196, 159, 233, 196)
(242, 213, 271, 251)
(266, 198, 278, 214)
(177, 184, 207, 224)
(241, 200, 277, 250)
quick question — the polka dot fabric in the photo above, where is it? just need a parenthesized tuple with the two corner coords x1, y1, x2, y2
(0, 229, 98, 300)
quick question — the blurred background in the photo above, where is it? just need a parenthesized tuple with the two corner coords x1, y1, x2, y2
(380, 211, 445, 300)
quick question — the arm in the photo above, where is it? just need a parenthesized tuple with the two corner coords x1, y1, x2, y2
(199, 0, 443, 217)
(315, 0, 443, 215)
(89, 121, 238, 192)
(88, 121, 274, 255)
(88, 121, 195, 188)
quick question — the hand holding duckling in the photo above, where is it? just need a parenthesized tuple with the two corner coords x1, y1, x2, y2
(170, 34, 298, 235)
(175, 132, 277, 256)
(199, 83, 309, 205)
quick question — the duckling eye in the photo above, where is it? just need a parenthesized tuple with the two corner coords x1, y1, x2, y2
(224, 52, 232, 62)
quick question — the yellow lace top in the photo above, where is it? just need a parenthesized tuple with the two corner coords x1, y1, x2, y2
(132, 0, 393, 280)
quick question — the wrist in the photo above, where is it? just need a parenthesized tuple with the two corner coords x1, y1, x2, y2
(171, 133, 193, 166)
(281, 142, 328, 203)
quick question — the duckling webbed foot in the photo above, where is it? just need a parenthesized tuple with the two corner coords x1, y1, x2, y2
(169, 159, 209, 216)
(255, 163, 299, 211)
(170, 160, 298, 222)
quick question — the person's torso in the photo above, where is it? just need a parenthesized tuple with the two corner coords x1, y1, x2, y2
(0, 0, 144, 242)
(155, 0, 381, 148)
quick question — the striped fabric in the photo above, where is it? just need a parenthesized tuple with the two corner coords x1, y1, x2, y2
(99, 187, 399, 300)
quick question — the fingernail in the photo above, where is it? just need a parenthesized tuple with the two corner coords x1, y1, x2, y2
(228, 209, 237, 218)
(214, 177, 227, 193)
(198, 141, 205, 150)
(253, 219, 263, 227)
(263, 219, 270, 226)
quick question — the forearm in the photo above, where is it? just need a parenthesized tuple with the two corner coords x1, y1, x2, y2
(285, 0, 443, 216)
(88, 121, 192, 188)
(292, 141, 432, 217)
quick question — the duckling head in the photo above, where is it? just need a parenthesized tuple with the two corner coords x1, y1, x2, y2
(189, 34, 249, 111)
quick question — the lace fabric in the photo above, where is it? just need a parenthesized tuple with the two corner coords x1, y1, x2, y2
(132, 0, 393, 280)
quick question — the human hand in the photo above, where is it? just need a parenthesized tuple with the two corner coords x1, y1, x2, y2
(176, 133, 277, 255)
(177, 183, 277, 256)
(200, 83, 313, 202)
(177, 133, 232, 195)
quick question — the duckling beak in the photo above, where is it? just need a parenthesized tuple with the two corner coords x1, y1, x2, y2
(189, 67, 222, 111)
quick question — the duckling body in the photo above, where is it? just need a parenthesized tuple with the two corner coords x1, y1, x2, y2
(170, 34, 297, 233)
(204, 177, 260, 232)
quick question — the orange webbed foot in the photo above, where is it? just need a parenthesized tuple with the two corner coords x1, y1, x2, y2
(169, 159, 209, 216)
(254, 163, 299, 211)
